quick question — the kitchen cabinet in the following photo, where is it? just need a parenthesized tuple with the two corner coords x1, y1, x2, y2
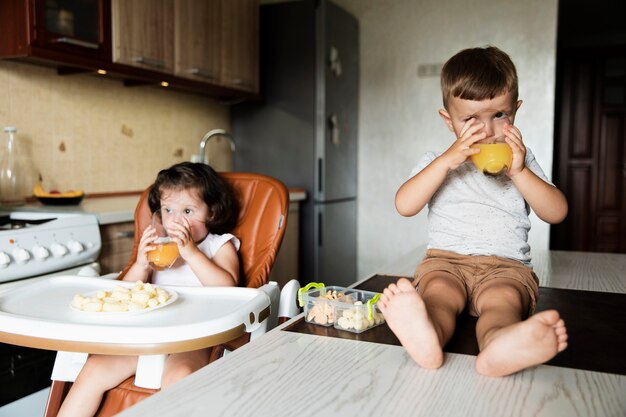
(0, 0, 111, 64)
(220, 0, 259, 92)
(111, 0, 174, 73)
(98, 221, 134, 275)
(174, 0, 221, 83)
(1, 0, 259, 99)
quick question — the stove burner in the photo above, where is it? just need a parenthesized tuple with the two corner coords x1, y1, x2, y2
(0, 215, 57, 231)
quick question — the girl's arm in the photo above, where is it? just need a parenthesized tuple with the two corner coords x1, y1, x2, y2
(184, 242, 239, 287)
(122, 226, 156, 282)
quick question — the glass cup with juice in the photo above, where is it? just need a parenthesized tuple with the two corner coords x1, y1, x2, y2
(470, 141, 513, 176)
(147, 210, 180, 270)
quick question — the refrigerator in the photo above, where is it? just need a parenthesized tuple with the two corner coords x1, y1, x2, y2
(232, 0, 358, 286)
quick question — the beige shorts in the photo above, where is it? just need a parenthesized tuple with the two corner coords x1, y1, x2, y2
(414, 249, 539, 317)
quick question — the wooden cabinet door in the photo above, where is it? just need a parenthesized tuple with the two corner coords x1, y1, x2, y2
(220, 0, 259, 93)
(174, 0, 221, 83)
(111, 0, 174, 73)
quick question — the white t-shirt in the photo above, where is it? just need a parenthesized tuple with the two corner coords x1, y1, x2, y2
(410, 147, 552, 266)
(152, 233, 240, 286)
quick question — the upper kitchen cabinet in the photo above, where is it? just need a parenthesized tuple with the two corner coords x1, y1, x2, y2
(111, 0, 174, 73)
(0, 0, 111, 65)
(1, 0, 260, 99)
(220, 0, 259, 93)
(174, 0, 221, 83)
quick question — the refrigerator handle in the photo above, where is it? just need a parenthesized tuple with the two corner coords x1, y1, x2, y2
(318, 157, 323, 193)
(318, 212, 323, 247)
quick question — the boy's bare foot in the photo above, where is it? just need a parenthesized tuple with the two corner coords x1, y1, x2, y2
(378, 278, 444, 369)
(475, 310, 568, 377)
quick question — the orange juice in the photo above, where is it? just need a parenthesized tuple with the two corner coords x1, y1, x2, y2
(470, 143, 512, 175)
(148, 241, 179, 270)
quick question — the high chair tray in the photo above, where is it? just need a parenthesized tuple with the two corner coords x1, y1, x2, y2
(0, 276, 270, 354)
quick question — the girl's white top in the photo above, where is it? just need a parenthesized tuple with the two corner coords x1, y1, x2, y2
(153, 233, 240, 286)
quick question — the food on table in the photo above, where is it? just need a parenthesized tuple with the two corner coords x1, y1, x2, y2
(336, 301, 385, 332)
(306, 289, 344, 325)
(71, 281, 172, 313)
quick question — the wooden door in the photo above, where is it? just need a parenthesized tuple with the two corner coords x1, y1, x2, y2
(551, 47, 626, 253)
(111, 0, 174, 73)
(174, 0, 221, 83)
(220, 0, 259, 93)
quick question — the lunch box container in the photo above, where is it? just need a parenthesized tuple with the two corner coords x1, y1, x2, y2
(298, 283, 385, 333)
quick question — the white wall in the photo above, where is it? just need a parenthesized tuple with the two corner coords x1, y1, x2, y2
(332, 0, 559, 277)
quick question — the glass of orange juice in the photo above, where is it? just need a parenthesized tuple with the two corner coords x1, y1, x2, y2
(470, 142, 512, 176)
(147, 210, 180, 270)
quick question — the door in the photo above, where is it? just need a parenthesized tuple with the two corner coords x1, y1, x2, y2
(174, 0, 221, 83)
(317, 0, 358, 202)
(316, 200, 357, 286)
(551, 47, 626, 253)
(111, 0, 174, 73)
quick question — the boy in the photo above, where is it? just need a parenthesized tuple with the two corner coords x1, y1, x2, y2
(378, 46, 568, 377)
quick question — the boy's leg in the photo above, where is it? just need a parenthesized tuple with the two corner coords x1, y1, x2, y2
(161, 348, 210, 388)
(379, 274, 466, 369)
(473, 279, 568, 377)
(58, 355, 138, 417)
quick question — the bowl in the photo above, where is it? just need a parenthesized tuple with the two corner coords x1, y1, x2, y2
(36, 194, 84, 206)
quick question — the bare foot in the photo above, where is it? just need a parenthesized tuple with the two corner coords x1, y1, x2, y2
(475, 310, 568, 377)
(378, 278, 444, 368)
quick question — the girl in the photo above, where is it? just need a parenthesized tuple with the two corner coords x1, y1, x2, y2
(58, 162, 240, 417)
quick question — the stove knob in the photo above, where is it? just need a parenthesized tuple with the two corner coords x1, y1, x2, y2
(67, 240, 85, 254)
(0, 251, 10, 268)
(13, 247, 31, 264)
(51, 243, 69, 258)
(32, 245, 51, 261)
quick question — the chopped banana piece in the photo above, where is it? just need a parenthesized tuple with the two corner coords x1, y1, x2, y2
(71, 281, 172, 313)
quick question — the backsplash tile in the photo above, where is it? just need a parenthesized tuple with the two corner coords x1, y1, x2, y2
(0, 60, 230, 193)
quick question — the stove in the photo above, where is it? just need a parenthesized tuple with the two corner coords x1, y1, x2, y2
(0, 210, 103, 409)
(0, 211, 101, 283)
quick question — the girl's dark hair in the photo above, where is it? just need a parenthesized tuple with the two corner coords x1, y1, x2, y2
(441, 45, 518, 109)
(148, 162, 239, 235)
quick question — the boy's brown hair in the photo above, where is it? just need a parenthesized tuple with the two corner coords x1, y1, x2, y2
(440, 46, 518, 109)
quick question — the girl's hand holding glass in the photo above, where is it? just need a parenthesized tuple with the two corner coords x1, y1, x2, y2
(147, 210, 180, 270)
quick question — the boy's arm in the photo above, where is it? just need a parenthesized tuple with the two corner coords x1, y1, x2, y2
(510, 168, 568, 224)
(397, 119, 485, 217)
(395, 157, 450, 216)
(504, 124, 568, 224)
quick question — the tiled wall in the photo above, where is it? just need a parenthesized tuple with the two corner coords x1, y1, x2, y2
(0, 60, 231, 194)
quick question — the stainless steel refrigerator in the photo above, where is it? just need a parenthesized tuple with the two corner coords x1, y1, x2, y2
(232, 0, 358, 286)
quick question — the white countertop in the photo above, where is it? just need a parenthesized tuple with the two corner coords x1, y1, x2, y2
(1, 189, 307, 226)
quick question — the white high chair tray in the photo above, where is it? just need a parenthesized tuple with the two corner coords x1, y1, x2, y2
(0, 276, 270, 354)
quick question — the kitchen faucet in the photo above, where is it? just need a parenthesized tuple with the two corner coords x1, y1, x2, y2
(198, 129, 236, 165)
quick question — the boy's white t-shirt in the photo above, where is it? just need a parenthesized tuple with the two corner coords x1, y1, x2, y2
(410, 147, 552, 266)
(152, 233, 240, 286)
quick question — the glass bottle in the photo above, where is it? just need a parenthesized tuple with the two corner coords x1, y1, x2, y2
(0, 127, 33, 206)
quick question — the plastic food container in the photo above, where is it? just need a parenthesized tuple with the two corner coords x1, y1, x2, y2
(333, 289, 384, 333)
(298, 283, 351, 326)
(298, 283, 385, 333)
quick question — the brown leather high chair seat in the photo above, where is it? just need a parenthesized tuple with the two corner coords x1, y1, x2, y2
(44, 172, 289, 417)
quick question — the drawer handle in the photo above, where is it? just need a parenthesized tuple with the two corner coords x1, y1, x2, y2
(54, 37, 99, 49)
(132, 56, 166, 69)
(115, 231, 134, 238)
(188, 68, 216, 80)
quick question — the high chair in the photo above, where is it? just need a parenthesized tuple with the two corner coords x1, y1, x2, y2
(44, 172, 298, 417)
